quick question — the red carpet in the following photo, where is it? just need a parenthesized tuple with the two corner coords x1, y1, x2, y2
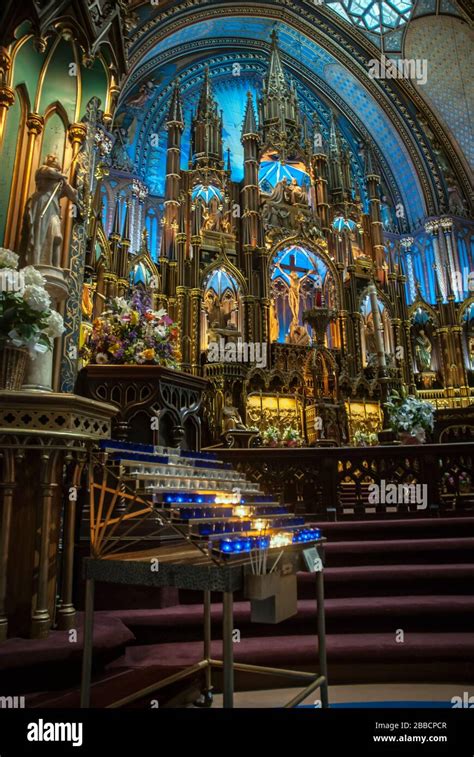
(3, 515, 473, 706)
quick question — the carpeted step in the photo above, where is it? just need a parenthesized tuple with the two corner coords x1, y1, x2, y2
(299, 564, 474, 599)
(106, 631, 474, 672)
(178, 563, 474, 605)
(104, 595, 474, 644)
(26, 627, 474, 706)
(0, 615, 135, 694)
(311, 516, 474, 541)
(323, 537, 474, 567)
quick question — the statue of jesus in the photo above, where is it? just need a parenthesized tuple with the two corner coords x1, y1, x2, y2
(274, 261, 317, 326)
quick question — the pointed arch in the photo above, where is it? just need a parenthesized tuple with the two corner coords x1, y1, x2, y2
(408, 300, 440, 328)
(201, 257, 248, 297)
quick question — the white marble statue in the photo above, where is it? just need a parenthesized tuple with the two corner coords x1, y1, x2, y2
(20, 154, 77, 268)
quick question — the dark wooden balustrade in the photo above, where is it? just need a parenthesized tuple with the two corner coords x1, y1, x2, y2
(217, 442, 474, 519)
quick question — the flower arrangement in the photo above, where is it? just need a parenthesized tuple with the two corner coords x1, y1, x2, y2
(82, 290, 180, 367)
(459, 471, 472, 493)
(281, 426, 303, 447)
(0, 248, 64, 357)
(261, 425, 303, 447)
(442, 469, 471, 494)
(262, 425, 280, 447)
(353, 429, 378, 447)
(385, 391, 434, 442)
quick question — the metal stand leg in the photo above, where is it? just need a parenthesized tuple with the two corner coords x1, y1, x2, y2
(204, 590, 212, 690)
(222, 591, 234, 709)
(195, 590, 213, 707)
(80, 578, 95, 708)
(316, 570, 329, 708)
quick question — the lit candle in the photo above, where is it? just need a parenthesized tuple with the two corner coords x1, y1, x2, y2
(233, 505, 250, 518)
(270, 532, 292, 548)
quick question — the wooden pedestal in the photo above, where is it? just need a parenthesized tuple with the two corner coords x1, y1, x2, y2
(76, 365, 207, 450)
(0, 391, 116, 639)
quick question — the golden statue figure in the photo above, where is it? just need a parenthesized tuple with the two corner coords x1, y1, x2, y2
(220, 211, 232, 233)
(202, 207, 215, 231)
(270, 299, 280, 342)
(81, 283, 94, 319)
(273, 261, 316, 327)
(287, 322, 310, 346)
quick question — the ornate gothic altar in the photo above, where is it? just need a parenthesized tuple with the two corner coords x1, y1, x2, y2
(65, 29, 474, 447)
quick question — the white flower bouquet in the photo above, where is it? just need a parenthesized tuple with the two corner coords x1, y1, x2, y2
(0, 248, 64, 358)
(386, 391, 434, 442)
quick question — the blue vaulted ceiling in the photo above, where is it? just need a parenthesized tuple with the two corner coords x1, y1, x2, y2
(115, 13, 429, 225)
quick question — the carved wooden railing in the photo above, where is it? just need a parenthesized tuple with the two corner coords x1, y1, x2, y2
(217, 443, 474, 519)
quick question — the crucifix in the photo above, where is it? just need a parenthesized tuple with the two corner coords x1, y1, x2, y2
(273, 253, 319, 325)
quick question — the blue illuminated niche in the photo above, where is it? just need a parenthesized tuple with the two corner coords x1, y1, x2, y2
(332, 215, 357, 233)
(192, 184, 223, 204)
(259, 159, 311, 192)
(204, 268, 239, 297)
(271, 245, 330, 343)
(412, 307, 431, 327)
(361, 292, 385, 317)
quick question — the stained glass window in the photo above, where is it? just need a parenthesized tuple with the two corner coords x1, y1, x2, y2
(145, 208, 158, 258)
(328, 0, 414, 34)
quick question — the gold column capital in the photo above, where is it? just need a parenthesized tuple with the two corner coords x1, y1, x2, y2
(26, 112, 44, 135)
(0, 84, 15, 109)
(67, 122, 87, 145)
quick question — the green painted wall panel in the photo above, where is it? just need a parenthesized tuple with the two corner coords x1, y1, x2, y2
(41, 111, 67, 165)
(39, 40, 77, 122)
(80, 58, 108, 119)
(12, 37, 44, 108)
